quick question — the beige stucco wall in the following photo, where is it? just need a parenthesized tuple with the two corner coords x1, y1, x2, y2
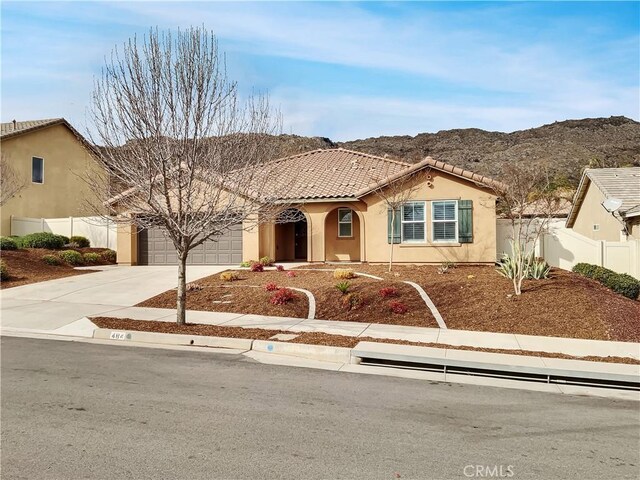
(324, 207, 361, 261)
(361, 170, 497, 263)
(572, 181, 626, 241)
(0, 125, 102, 236)
(252, 169, 497, 264)
(117, 168, 498, 265)
(116, 222, 138, 265)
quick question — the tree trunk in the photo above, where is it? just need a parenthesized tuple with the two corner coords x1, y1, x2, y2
(388, 210, 395, 272)
(176, 252, 188, 325)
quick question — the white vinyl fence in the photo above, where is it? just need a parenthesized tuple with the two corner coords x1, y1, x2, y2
(497, 219, 639, 279)
(11, 215, 117, 250)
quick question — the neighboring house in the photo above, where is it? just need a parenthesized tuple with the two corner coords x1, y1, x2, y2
(117, 148, 502, 265)
(566, 167, 640, 241)
(0, 118, 102, 236)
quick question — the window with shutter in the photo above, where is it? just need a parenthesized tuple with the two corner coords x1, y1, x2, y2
(431, 200, 458, 242)
(458, 200, 473, 243)
(401, 201, 426, 243)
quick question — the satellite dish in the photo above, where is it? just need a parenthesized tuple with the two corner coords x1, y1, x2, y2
(602, 198, 623, 213)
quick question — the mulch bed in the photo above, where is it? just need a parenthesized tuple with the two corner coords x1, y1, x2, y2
(137, 269, 437, 327)
(0, 247, 114, 289)
(90, 317, 640, 365)
(295, 264, 640, 343)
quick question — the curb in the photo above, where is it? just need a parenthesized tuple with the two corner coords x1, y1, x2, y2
(92, 328, 253, 350)
(252, 339, 352, 364)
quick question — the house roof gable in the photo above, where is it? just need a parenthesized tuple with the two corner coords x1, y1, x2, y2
(566, 167, 640, 227)
(262, 148, 502, 201)
(0, 118, 98, 157)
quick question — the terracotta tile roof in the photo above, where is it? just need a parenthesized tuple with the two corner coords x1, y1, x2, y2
(567, 167, 640, 226)
(0, 118, 98, 157)
(263, 148, 501, 201)
(1, 118, 64, 138)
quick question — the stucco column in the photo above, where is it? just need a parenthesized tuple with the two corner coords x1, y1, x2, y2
(116, 220, 137, 265)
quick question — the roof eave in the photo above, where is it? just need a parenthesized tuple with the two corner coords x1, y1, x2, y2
(565, 172, 591, 228)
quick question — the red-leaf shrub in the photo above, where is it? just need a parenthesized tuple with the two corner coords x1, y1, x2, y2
(286, 271, 296, 278)
(275, 265, 285, 272)
(250, 262, 264, 272)
(379, 287, 399, 298)
(389, 301, 408, 314)
(270, 288, 297, 305)
(264, 282, 278, 292)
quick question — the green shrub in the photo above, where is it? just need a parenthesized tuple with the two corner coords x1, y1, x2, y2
(101, 249, 117, 263)
(58, 250, 84, 265)
(83, 252, 101, 264)
(240, 260, 252, 267)
(69, 236, 90, 248)
(0, 236, 18, 250)
(19, 232, 66, 249)
(42, 254, 62, 266)
(335, 281, 351, 294)
(573, 263, 599, 278)
(572, 263, 640, 300)
(259, 256, 274, 266)
(0, 260, 8, 280)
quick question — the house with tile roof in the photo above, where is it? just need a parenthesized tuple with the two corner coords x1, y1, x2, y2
(566, 167, 640, 241)
(0, 118, 103, 236)
(117, 148, 502, 265)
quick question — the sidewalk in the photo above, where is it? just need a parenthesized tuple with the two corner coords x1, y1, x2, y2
(13, 305, 638, 360)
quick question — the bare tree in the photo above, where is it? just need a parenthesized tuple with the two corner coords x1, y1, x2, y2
(367, 166, 431, 272)
(0, 153, 25, 206)
(87, 27, 295, 324)
(494, 160, 564, 295)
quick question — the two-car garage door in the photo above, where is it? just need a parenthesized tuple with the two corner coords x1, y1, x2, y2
(138, 224, 243, 265)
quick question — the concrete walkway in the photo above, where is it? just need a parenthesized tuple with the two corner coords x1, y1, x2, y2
(2, 265, 639, 360)
(0, 265, 228, 331)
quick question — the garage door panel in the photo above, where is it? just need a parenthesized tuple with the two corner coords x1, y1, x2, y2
(139, 224, 243, 265)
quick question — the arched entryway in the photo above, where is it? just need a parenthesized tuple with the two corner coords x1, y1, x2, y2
(274, 208, 308, 261)
(324, 207, 361, 261)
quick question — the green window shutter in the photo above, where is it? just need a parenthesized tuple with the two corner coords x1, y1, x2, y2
(458, 200, 473, 243)
(387, 208, 401, 244)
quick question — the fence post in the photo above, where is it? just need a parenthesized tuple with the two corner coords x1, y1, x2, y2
(599, 240, 605, 267)
(41, 218, 45, 233)
(69, 217, 74, 238)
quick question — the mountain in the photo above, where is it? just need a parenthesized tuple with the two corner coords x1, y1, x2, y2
(270, 116, 640, 187)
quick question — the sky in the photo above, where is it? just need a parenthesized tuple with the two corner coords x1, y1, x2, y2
(1, 1, 639, 141)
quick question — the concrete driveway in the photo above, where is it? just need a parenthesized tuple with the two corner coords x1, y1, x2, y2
(0, 265, 227, 332)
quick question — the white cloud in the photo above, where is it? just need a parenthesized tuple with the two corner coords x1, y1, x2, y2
(1, 1, 637, 138)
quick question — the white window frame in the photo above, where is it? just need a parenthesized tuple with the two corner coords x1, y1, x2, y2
(337, 208, 353, 238)
(32, 156, 44, 184)
(431, 200, 458, 243)
(401, 201, 427, 244)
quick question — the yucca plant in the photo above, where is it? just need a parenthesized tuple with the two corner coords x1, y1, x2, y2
(335, 281, 351, 294)
(528, 258, 551, 280)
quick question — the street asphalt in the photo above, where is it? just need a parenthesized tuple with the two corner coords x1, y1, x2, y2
(1, 336, 639, 480)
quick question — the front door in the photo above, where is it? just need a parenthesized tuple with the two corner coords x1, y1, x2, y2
(294, 220, 307, 260)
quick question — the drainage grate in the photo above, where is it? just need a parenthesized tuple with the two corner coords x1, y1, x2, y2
(358, 357, 640, 392)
